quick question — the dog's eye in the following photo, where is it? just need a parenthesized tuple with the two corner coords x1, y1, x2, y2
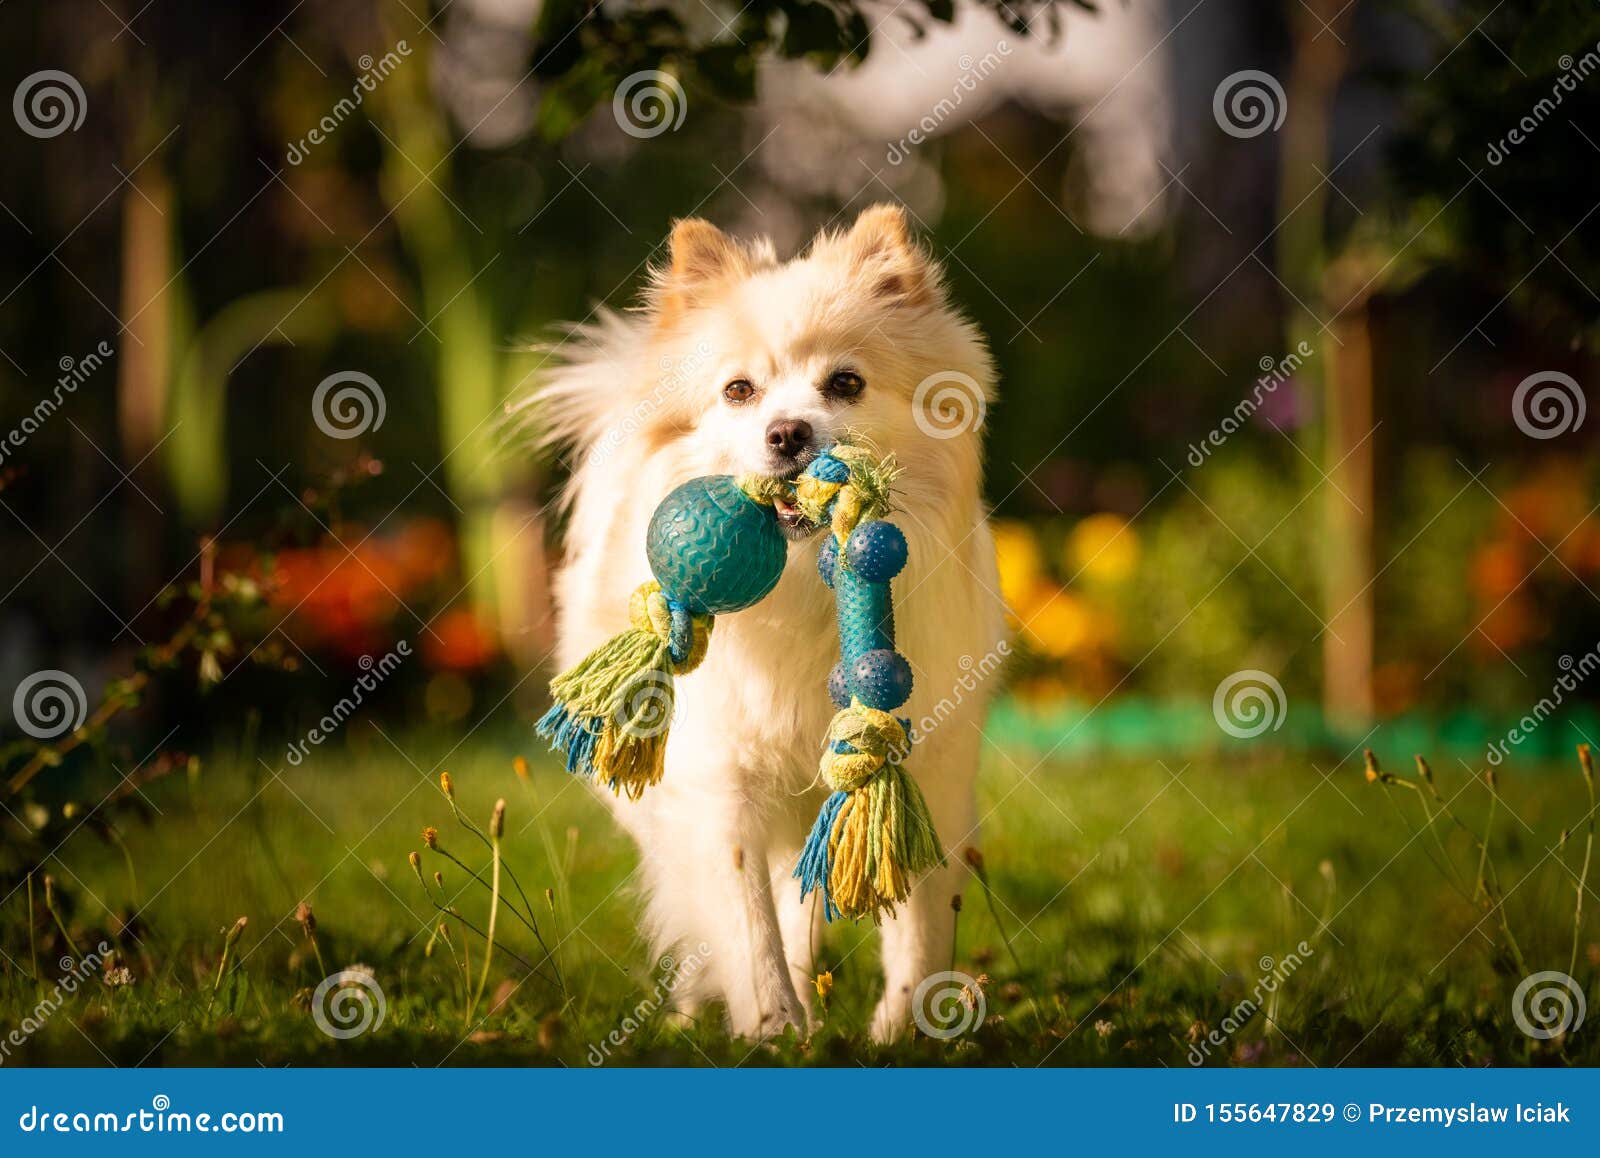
(723, 379, 754, 404)
(825, 370, 864, 399)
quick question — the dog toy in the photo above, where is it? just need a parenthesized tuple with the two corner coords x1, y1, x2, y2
(537, 441, 943, 921)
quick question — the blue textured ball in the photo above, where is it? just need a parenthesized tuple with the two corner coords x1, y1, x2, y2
(849, 648, 914, 711)
(845, 521, 908, 584)
(646, 476, 786, 614)
(827, 662, 851, 707)
(817, 535, 839, 589)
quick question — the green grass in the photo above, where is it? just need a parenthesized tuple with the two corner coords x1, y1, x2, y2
(2, 731, 1595, 1067)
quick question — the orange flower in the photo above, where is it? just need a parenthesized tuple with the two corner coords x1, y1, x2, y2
(424, 608, 499, 671)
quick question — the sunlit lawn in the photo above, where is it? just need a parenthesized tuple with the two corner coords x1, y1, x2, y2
(2, 726, 1595, 1066)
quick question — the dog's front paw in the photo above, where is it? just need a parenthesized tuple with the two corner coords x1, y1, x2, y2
(870, 987, 913, 1043)
(730, 990, 807, 1041)
(759, 1001, 807, 1039)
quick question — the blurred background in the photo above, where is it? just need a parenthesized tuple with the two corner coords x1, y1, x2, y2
(4, 0, 1598, 767)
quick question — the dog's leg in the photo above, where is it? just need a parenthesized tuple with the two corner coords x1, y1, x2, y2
(639, 779, 806, 1039)
(871, 752, 979, 1042)
(773, 860, 823, 1020)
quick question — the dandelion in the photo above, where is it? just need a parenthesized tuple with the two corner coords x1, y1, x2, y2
(814, 971, 834, 1001)
(210, 917, 248, 1006)
(440, 771, 455, 800)
(471, 795, 508, 1022)
(813, 970, 834, 1015)
(513, 756, 530, 781)
(1572, 744, 1597, 981)
(295, 902, 325, 976)
(423, 826, 439, 850)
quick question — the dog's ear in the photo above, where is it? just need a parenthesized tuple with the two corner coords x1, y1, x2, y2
(840, 203, 935, 307)
(657, 218, 748, 323)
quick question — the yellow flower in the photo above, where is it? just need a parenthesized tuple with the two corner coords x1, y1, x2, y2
(813, 971, 834, 1001)
(992, 520, 1046, 616)
(1019, 586, 1092, 658)
(1065, 513, 1139, 584)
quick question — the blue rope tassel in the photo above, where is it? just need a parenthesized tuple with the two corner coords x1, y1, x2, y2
(535, 703, 601, 779)
(795, 789, 848, 923)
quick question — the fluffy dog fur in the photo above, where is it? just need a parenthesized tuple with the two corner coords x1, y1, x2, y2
(529, 204, 1005, 1040)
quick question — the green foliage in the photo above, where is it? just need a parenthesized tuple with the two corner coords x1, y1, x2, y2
(1113, 455, 1323, 699)
(1389, 0, 1600, 348)
(529, 0, 1072, 141)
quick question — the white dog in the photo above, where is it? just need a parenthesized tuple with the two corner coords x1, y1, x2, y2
(530, 204, 1005, 1040)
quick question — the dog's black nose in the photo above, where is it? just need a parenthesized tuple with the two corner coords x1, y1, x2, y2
(765, 418, 813, 459)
